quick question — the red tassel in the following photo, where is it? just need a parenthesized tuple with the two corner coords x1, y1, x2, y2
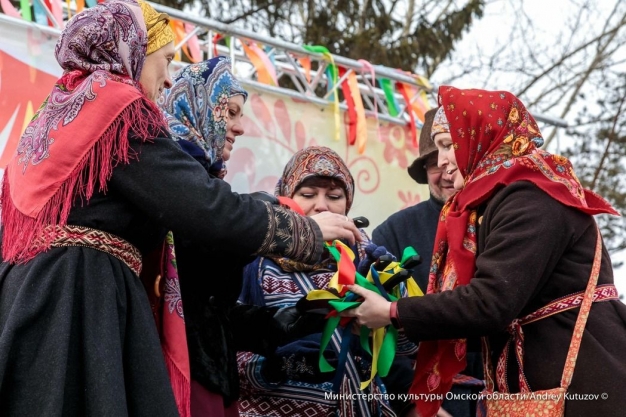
(1, 98, 165, 264)
(163, 350, 191, 417)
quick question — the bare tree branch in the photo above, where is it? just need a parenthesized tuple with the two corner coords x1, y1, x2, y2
(590, 89, 626, 189)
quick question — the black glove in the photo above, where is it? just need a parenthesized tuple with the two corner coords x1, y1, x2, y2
(272, 306, 328, 344)
(248, 191, 279, 205)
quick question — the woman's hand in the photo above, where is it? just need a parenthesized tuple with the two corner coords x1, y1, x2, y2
(437, 407, 454, 417)
(310, 212, 363, 245)
(340, 284, 392, 329)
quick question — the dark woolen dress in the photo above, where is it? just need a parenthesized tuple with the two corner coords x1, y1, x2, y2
(0, 134, 322, 417)
(172, 140, 311, 407)
(175, 211, 298, 406)
(398, 181, 626, 416)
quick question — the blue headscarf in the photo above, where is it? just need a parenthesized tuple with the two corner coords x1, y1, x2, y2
(162, 57, 247, 177)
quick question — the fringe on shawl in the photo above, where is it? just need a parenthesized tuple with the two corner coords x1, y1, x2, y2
(1, 98, 165, 264)
(163, 348, 191, 417)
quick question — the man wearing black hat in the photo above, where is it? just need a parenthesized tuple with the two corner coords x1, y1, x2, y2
(373, 108, 456, 292)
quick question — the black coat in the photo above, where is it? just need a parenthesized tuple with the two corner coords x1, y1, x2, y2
(398, 182, 626, 417)
(0, 133, 323, 416)
(174, 140, 322, 405)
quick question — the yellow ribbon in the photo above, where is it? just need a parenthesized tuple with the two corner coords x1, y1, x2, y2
(305, 242, 423, 389)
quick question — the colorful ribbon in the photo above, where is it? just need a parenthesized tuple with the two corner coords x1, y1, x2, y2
(277, 196, 305, 215)
(32, 0, 47, 25)
(0, 0, 21, 18)
(306, 241, 423, 389)
(397, 81, 433, 148)
(49, 0, 64, 28)
(379, 77, 400, 117)
(396, 82, 419, 148)
(339, 67, 367, 154)
(339, 67, 357, 146)
(302, 45, 340, 142)
(170, 20, 202, 64)
(183, 22, 202, 63)
(212, 33, 231, 59)
(241, 41, 278, 86)
(297, 55, 311, 83)
(20, 0, 32, 21)
(357, 59, 382, 142)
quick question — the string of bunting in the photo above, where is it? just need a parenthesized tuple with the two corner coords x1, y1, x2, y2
(299, 240, 423, 390)
(1, 1, 434, 153)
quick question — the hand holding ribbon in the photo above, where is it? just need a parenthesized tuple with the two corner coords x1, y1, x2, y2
(340, 284, 393, 329)
(298, 241, 422, 389)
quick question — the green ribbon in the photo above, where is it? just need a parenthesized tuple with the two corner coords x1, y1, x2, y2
(401, 246, 418, 266)
(316, 241, 401, 382)
(379, 78, 399, 117)
(302, 45, 338, 89)
(20, 0, 32, 21)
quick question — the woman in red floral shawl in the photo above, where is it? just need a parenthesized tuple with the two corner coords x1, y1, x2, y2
(344, 86, 626, 417)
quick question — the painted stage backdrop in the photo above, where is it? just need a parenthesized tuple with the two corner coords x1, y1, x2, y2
(0, 16, 429, 232)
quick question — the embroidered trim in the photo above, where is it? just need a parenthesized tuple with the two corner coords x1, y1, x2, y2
(492, 226, 613, 393)
(255, 204, 321, 264)
(495, 284, 617, 392)
(518, 283, 618, 326)
(38, 225, 142, 276)
(256, 201, 276, 255)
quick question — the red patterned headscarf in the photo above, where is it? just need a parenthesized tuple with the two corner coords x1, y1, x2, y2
(411, 86, 619, 417)
(275, 146, 355, 214)
(1, 0, 166, 264)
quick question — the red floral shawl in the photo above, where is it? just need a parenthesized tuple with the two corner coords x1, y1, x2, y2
(411, 86, 619, 417)
(1, 0, 164, 264)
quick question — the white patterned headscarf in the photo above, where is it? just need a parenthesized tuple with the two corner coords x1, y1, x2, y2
(162, 57, 247, 176)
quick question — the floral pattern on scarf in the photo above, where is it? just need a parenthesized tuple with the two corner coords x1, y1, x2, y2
(275, 146, 355, 213)
(18, 0, 146, 172)
(2, 0, 167, 265)
(162, 57, 247, 178)
(271, 146, 355, 272)
(411, 86, 618, 417)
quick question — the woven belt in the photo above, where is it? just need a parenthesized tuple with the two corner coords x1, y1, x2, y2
(495, 283, 618, 392)
(46, 225, 142, 276)
(515, 283, 619, 326)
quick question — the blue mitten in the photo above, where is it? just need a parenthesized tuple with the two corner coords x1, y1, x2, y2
(356, 243, 395, 276)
